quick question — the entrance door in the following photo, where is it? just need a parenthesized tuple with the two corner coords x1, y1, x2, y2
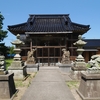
(37, 46, 65, 66)
(49, 48, 55, 66)
(42, 48, 49, 65)
(42, 47, 55, 66)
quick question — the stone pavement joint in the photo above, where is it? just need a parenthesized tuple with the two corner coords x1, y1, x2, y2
(21, 67, 76, 100)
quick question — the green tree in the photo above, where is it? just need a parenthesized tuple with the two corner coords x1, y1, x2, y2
(0, 12, 7, 42)
(8, 46, 15, 58)
(0, 43, 8, 57)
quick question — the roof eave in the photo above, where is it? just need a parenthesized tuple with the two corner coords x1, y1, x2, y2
(25, 31, 73, 35)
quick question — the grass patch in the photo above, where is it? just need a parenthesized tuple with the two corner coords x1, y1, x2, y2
(5, 58, 13, 69)
(66, 81, 79, 89)
(15, 81, 28, 87)
(86, 63, 91, 68)
(15, 72, 37, 88)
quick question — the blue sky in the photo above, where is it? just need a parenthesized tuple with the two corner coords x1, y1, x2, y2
(1, 0, 100, 46)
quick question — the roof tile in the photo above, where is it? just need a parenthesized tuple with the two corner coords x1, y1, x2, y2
(8, 14, 90, 34)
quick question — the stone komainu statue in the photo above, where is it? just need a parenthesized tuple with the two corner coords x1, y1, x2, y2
(26, 49, 36, 64)
(0, 55, 7, 74)
(88, 54, 100, 68)
(61, 48, 70, 64)
(88, 54, 100, 73)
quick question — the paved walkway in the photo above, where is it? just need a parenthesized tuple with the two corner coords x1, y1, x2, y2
(21, 67, 76, 100)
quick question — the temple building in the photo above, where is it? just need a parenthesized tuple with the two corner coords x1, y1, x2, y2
(8, 14, 100, 66)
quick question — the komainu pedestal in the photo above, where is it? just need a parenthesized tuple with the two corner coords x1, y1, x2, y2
(77, 72, 100, 100)
(0, 73, 17, 100)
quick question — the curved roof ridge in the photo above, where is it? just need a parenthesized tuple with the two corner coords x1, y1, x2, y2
(72, 22, 90, 28)
(8, 22, 27, 28)
(29, 14, 69, 17)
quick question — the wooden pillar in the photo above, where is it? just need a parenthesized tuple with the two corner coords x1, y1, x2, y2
(71, 34, 73, 56)
(42, 48, 43, 66)
(65, 34, 68, 50)
(54, 47, 55, 66)
(30, 39, 32, 51)
(60, 47, 61, 62)
(48, 48, 50, 66)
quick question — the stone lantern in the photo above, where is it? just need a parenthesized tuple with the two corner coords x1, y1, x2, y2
(74, 35, 86, 61)
(11, 34, 23, 61)
(72, 35, 87, 70)
(8, 34, 27, 80)
(71, 35, 87, 80)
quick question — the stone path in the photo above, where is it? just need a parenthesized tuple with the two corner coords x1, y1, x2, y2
(21, 67, 76, 100)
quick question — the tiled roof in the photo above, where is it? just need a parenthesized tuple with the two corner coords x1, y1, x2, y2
(84, 39, 100, 48)
(8, 14, 90, 35)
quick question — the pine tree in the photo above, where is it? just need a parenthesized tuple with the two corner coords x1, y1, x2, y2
(0, 12, 7, 42)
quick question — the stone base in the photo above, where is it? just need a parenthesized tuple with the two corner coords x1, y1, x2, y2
(8, 66, 27, 80)
(0, 73, 17, 100)
(26, 64, 39, 73)
(59, 64, 72, 73)
(70, 64, 87, 80)
(72, 61, 87, 71)
(0, 69, 8, 75)
(10, 61, 24, 67)
(0, 69, 5, 75)
(77, 72, 100, 100)
(70, 70, 86, 80)
(71, 66, 87, 71)
(61, 61, 71, 64)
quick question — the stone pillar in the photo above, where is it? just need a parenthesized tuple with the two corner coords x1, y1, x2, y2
(8, 34, 27, 80)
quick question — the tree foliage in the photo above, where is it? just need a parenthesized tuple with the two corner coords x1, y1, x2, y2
(0, 12, 7, 42)
(0, 43, 8, 57)
(8, 46, 15, 58)
(8, 46, 15, 54)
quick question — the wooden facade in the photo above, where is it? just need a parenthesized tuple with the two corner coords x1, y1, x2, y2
(8, 14, 91, 65)
(20, 33, 78, 65)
